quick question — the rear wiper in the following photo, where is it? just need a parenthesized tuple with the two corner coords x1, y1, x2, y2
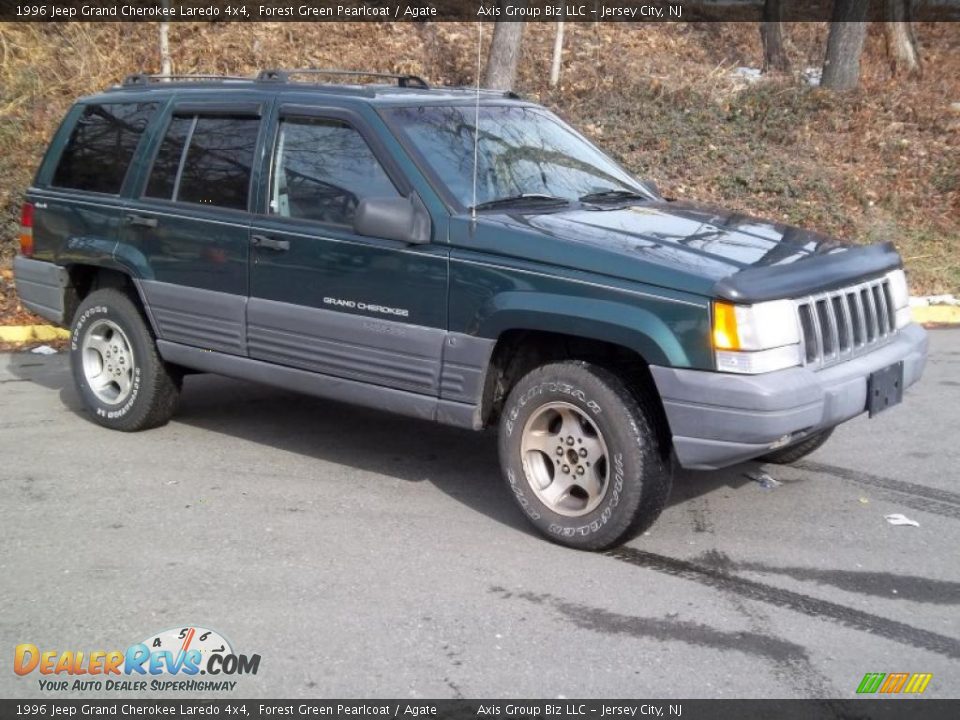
(471, 194, 570, 211)
(578, 189, 650, 203)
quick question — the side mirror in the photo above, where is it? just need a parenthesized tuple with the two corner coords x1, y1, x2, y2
(353, 194, 431, 245)
(643, 180, 661, 199)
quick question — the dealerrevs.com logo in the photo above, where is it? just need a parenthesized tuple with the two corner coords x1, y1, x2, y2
(14, 626, 261, 692)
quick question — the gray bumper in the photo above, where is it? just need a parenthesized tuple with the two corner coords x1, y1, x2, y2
(650, 323, 928, 470)
(12, 256, 69, 325)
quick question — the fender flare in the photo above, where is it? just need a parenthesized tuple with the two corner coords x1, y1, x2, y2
(476, 292, 695, 368)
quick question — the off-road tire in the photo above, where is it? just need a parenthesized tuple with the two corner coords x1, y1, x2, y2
(759, 428, 834, 464)
(70, 288, 181, 431)
(498, 361, 672, 551)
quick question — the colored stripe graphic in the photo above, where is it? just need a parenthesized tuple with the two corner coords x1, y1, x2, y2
(880, 672, 910, 693)
(857, 673, 885, 694)
(903, 673, 933, 694)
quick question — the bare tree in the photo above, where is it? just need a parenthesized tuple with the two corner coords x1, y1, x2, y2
(821, 0, 870, 91)
(159, 1, 172, 80)
(549, 21, 565, 88)
(760, 0, 790, 72)
(484, 11, 524, 90)
(885, 0, 922, 78)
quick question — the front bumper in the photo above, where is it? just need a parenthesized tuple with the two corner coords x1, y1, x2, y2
(12, 256, 68, 325)
(650, 323, 928, 470)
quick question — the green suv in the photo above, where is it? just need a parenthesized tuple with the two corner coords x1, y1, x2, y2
(13, 69, 927, 549)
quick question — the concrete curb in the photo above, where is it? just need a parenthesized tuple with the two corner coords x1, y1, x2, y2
(0, 325, 70, 342)
(911, 306, 960, 327)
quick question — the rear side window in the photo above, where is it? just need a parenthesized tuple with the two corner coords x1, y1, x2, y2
(144, 116, 192, 200)
(51, 103, 157, 194)
(145, 114, 261, 211)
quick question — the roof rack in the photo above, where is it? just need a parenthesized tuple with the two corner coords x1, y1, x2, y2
(256, 68, 430, 89)
(123, 73, 251, 86)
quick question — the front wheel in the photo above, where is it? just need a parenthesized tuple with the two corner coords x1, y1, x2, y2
(498, 361, 672, 551)
(70, 288, 181, 431)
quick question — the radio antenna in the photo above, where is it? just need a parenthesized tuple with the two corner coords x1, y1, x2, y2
(471, 21, 482, 223)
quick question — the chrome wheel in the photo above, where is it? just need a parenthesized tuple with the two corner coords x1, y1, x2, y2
(520, 401, 609, 517)
(81, 319, 135, 405)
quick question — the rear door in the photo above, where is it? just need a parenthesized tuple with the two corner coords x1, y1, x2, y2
(247, 104, 449, 396)
(120, 99, 267, 355)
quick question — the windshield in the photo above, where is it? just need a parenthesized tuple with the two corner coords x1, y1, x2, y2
(385, 105, 646, 209)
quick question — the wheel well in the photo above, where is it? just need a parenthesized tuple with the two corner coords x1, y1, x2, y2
(64, 265, 140, 325)
(479, 330, 672, 455)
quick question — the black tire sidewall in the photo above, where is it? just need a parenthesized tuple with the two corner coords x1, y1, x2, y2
(498, 362, 658, 549)
(70, 290, 157, 430)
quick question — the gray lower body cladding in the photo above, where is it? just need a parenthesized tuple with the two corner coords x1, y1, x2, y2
(12, 256, 69, 325)
(157, 340, 480, 430)
(650, 323, 928, 470)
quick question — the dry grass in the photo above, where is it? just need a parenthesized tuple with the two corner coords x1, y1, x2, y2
(0, 21, 957, 299)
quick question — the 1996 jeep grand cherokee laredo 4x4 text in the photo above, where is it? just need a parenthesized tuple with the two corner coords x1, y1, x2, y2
(13, 69, 928, 549)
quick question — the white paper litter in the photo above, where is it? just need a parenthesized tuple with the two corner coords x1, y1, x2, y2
(746, 470, 782, 490)
(803, 67, 822, 87)
(884, 513, 920, 528)
(30, 345, 58, 355)
(731, 67, 763, 83)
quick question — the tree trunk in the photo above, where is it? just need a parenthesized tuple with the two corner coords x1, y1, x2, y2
(821, 0, 870, 91)
(760, 0, 790, 72)
(549, 21, 565, 88)
(484, 17, 524, 90)
(159, 1, 172, 80)
(885, 0, 922, 78)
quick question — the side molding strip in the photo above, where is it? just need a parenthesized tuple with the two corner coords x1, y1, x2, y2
(156, 341, 480, 430)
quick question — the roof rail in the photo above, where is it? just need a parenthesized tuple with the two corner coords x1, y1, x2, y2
(122, 73, 251, 86)
(256, 68, 430, 89)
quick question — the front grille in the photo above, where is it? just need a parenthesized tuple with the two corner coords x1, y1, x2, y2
(795, 277, 896, 368)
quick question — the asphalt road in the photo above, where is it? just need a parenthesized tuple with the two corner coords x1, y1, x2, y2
(1, 330, 958, 700)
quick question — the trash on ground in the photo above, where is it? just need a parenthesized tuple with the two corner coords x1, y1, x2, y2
(803, 67, 822, 86)
(859, 497, 870, 504)
(910, 294, 958, 307)
(884, 513, 920, 527)
(30, 345, 57, 355)
(746, 470, 781, 490)
(731, 67, 763, 84)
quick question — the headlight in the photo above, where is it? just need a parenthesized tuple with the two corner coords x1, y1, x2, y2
(885, 268, 911, 328)
(712, 299, 802, 374)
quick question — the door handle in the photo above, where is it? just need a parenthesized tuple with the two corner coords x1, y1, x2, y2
(125, 214, 158, 228)
(251, 235, 290, 251)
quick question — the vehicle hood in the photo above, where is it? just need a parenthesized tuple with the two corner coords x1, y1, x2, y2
(459, 201, 900, 302)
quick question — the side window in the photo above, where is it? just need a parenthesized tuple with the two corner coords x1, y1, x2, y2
(144, 116, 192, 200)
(51, 103, 157, 194)
(270, 118, 399, 226)
(145, 114, 261, 211)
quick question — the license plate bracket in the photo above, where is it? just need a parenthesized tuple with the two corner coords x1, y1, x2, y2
(867, 361, 904, 417)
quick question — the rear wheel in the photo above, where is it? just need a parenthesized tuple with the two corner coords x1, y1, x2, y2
(498, 361, 672, 550)
(70, 288, 181, 431)
(759, 428, 834, 464)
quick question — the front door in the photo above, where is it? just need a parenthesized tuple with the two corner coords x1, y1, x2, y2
(248, 106, 448, 396)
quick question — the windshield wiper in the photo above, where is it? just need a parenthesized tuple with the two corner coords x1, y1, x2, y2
(471, 193, 570, 211)
(578, 189, 650, 203)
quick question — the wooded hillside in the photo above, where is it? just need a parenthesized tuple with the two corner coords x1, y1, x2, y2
(1, 21, 957, 295)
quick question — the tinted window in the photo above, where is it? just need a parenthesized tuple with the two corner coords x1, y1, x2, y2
(145, 114, 260, 211)
(270, 118, 398, 225)
(144, 116, 192, 200)
(52, 103, 156, 194)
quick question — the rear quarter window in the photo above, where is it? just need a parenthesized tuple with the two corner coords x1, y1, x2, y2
(51, 103, 157, 194)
